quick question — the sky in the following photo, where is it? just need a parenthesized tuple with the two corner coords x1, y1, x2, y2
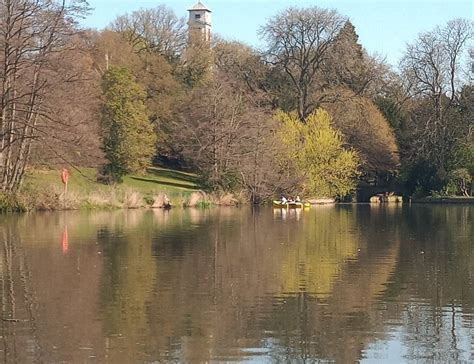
(82, 0, 473, 66)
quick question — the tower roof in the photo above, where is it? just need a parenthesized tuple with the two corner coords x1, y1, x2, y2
(188, 1, 212, 12)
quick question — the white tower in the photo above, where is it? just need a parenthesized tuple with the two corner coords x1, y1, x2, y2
(187, 1, 212, 42)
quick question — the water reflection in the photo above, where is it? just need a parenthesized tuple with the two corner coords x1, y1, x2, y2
(0, 206, 472, 362)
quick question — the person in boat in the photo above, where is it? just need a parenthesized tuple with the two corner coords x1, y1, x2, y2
(280, 196, 288, 204)
(288, 197, 295, 204)
(295, 196, 301, 202)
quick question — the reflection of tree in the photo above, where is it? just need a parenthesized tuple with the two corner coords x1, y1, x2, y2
(0, 219, 41, 362)
(141, 205, 472, 362)
(98, 211, 159, 363)
(0, 213, 104, 362)
(384, 205, 474, 361)
(140, 206, 404, 362)
(0, 206, 472, 362)
(262, 205, 402, 362)
(278, 206, 360, 296)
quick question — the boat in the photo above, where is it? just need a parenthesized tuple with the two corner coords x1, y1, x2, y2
(273, 200, 311, 209)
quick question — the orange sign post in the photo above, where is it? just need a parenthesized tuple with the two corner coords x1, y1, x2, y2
(61, 168, 70, 196)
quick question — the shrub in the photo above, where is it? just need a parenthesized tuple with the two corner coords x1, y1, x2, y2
(445, 168, 472, 196)
(277, 109, 361, 199)
(0, 193, 26, 212)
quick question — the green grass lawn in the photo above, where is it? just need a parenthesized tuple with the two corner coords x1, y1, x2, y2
(24, 167, 202, 198)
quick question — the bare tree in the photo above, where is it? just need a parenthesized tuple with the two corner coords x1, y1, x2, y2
(400, 18, 473, 172)
(402, 19, 472, 112)
(175, 76, 252, 189)
(0, 0, 89, 192)
(172, 68, 285, 201)
(110, 5, 187, 61)
(259, 7, 346, 120)
(213, 39, 270, 100)
(31, 34, 103, 168)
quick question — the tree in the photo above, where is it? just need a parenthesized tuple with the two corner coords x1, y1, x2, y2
(260, 7, 346, 120)
(177, 33, 213, 88)
(30, 33, 103, 168)
(452, 85, 474, 174)
(277, 109, 360, 198)
(213, 39, 270, 102)
(110, 5, 186, 62)
(236, 107, 284, 204)
(100, 67, 156, 182)
(173, 74, 255, 190)
(324, 90, 400, 177)
(0, 0, 90, 192)
(172, 67, 285, 201)
(92, 30, 184, 164)
(324, 21, 387, 98)
(92, 30, 183, 125)
(171, 41, 292, 201)
(399, 19, 472, 177)
(445, 168, 471, 196)
(92, 30, 143, 74)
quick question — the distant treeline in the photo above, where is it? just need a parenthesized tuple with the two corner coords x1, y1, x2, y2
(0, 1, 472, 201)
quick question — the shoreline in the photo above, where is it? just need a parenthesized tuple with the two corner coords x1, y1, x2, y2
(411, 197, 474, 204)
(2, 197, 474, 213)
(0, 189, 242, 213)
(1, 168, 471, 212)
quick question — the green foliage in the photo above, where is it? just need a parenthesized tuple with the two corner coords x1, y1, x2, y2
(100, 67, 157, 183)
(0, 193, 26, 212)
(195, 200, 212, 209)
(277, 109, 360, 198)
(451, 135, 474, 175)
(445, 168, 472, 197)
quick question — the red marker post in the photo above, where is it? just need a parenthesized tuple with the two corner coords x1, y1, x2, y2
(61, 168, 70, 196)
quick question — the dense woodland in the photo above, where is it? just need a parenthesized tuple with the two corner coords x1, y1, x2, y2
(0, 0, 472, 202)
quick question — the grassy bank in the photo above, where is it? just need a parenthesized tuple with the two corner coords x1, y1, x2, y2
(1, 167, 233, 211)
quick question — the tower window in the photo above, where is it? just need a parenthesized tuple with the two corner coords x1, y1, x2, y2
(195, 14, 201, 19)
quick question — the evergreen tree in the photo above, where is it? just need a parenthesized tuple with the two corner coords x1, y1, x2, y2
(100, 67, 157, 183)
(327, 21, 366, 92)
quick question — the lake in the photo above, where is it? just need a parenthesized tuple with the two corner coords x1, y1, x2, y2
(0, 205, 472, 362)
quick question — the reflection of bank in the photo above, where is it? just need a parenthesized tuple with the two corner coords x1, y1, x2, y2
(0, 213, 105, 362)
(2, 207, 468, 362)
(0, 222, 40, 362)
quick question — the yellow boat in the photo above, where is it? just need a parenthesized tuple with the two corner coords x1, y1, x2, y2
(273, 200, 311, 209)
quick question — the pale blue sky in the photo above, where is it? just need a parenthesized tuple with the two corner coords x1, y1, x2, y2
(82, 0, 473, 66)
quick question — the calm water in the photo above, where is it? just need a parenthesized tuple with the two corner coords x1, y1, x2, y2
(0, 205, 472, 363)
